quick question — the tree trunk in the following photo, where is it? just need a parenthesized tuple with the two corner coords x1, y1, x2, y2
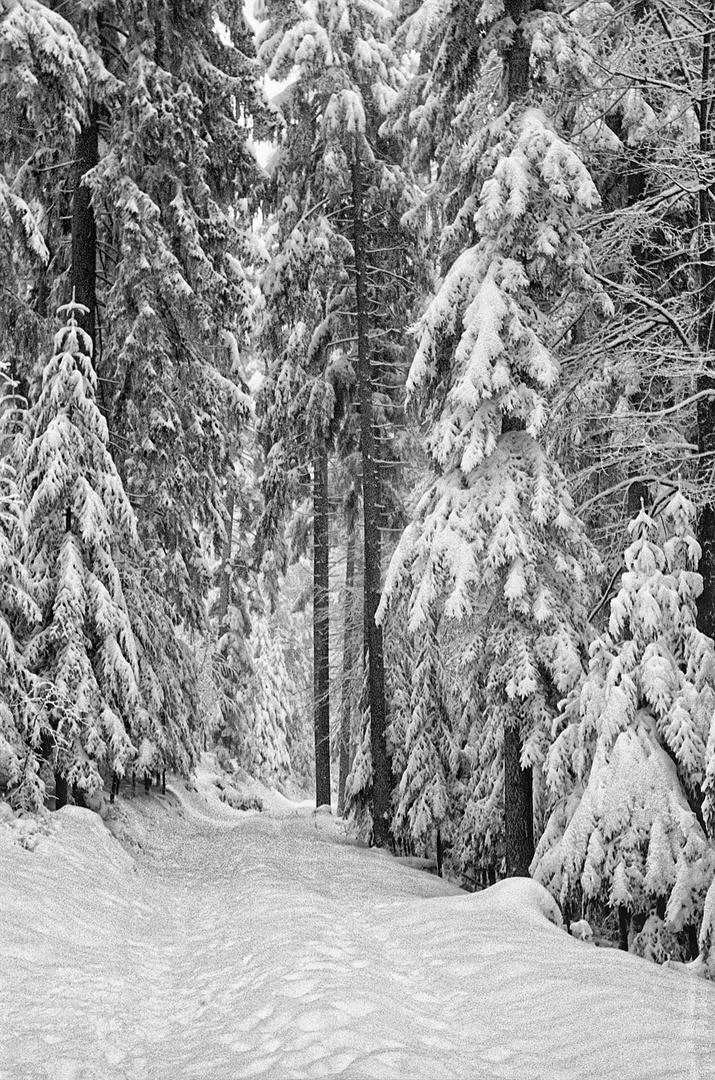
(505, 0, 531, 104)
(71, 106, 99, 349)
(54, 773, 68, 810)
(351, 148, 391, 847)
(618, 905, 630, 951)
(337, 526, 357, 815)
(499, 0, 536, 878)
(313, 438, 331, 807)
(503, 719, 534, 876)
(216, 485, 235, 634)
(697, 10, 715, 641)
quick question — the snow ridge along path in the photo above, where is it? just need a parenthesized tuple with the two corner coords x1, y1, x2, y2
(2, 774, 715, 1080)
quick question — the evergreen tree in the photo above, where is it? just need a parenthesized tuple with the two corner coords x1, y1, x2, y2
(0, 0, 97, 385)
(240, 614, 292, 783)
(393, 611, 458, 873)
(2, 0, 265, 782)
(19, 297, 145, 803)
(93, 0, 260, 628)
(0, 376, 42, 809)
(535, 492, 715, 960)
(380, 4, 607, 873)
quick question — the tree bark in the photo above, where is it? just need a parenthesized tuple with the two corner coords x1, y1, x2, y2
(54, 773, 68, 810)
(337, 526, 357, 815)
(499, 0, 536, 878)
(697, 9, 715, 640)
(351, 148, 391, 847)
(618, 905, 630, 951)
(313, 438, 331, 807)
(71, 105, 99, 349)
(503, 719, 534, 876)
(505, 0, 530, 105)
(216, 486, 235, 634)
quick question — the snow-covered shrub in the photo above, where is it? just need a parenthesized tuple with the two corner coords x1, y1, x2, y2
(534, 492, 715, 964)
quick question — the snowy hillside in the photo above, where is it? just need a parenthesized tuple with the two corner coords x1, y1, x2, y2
(2, 762, 714, 1080)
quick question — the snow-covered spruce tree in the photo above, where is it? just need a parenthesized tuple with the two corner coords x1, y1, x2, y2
(0, 0, 100, 387)
(237, 615, 292, 783)
(379, 1, 609, 876)
(2, 0, 262, 777)
(93, 0, 260, 631)
(393, 610, 458, 873)
(534, 492, 715, 964)
(19, 298, 144, 806)
(0, 378, 42, 809)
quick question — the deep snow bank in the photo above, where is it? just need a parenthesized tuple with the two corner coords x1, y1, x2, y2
(2, 770, 714, 1080)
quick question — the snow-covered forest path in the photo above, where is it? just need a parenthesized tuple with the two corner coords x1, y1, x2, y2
(3, 772, 715, 1080)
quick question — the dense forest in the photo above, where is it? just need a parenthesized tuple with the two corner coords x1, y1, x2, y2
(2, 0, 715, 974)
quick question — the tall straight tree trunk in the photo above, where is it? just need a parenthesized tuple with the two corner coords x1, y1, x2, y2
(503, 718, 534, 876)
(53, 113, 100, 811)
(313, 438, 331, 807)
(71, 105, 99, 348)
(697, 8, 715, 642)
(216, 486, 235, 634)
(337, 526, 357, 815)
(351, 148, 391, 848)
(501, 0, 535, 876)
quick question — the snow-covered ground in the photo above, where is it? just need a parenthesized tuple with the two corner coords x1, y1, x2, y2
(2, 759, 714, 1080)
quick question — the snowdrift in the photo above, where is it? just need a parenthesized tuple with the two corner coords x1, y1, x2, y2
(2, 767, 714, 1079)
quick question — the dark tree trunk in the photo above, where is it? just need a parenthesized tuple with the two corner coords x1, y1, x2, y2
(499, 0, 535, 879)
(436, 827, 444, 878)
(337, 526, 357, 815)
(618, 905, 630, 951)
(54, 773, 68, 810)
(313, 438, 331, 807)
(216, 486, 235, 634)
(504, 719, 534, 876)
(71, 106, 99, 349)
(697, 13, 715, 642)
(351, 149, 391, 847)
(505, 0, 530, 104)
(72, 784, 87, 809)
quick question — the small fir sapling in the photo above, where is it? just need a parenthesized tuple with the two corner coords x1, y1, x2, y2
(393, 612, 458, 872)
(534, 493, 715, 962)
(240, 615, 292, 783)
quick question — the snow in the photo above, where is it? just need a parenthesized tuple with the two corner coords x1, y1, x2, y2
(2, 760, 715, 1080)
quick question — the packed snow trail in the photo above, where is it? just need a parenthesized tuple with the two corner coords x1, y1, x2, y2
(2, 773, 715, 1080)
